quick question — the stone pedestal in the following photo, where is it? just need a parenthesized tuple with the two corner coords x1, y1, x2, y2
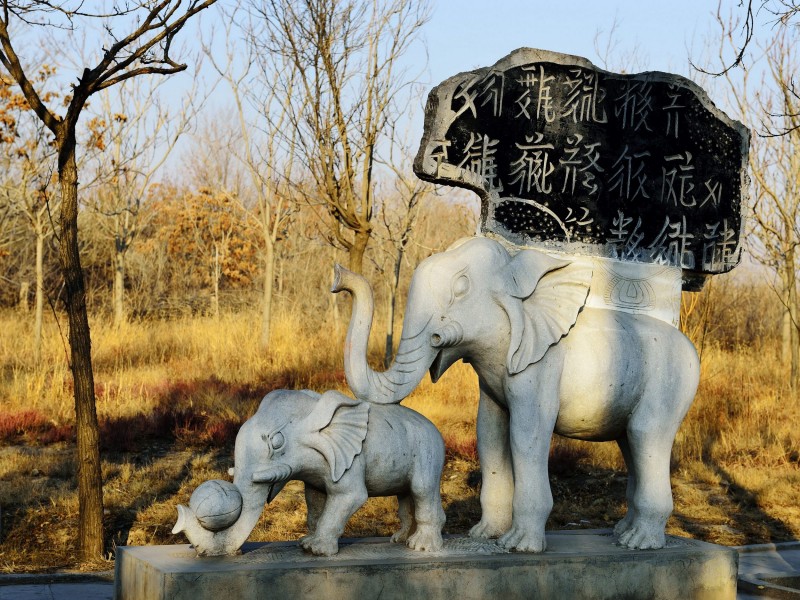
(114, 530, 737, 600)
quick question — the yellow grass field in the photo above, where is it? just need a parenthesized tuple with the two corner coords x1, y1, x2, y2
(0, 308, 798, 572)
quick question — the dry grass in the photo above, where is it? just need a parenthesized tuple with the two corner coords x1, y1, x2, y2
(0, 308, 798, 572)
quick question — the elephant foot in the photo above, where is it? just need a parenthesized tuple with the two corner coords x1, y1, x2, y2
(617, 520, 666, 550)
(390, 527, 412, 544)
(407, 526, 443, 552)
(613, 512, 636, 537)
(498, 523, 546, 553)
(299, 533, 339, 556)
(468, 518, 508, 540)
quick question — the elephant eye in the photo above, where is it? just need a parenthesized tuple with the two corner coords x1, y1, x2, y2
(453, 274, 470, 299)
(271, 431, 285, 451)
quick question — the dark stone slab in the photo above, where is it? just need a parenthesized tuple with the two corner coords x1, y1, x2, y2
(115, 531, 737, 600)
(414, 48, 749, 285)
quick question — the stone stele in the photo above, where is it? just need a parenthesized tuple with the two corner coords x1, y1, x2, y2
(114, 531, 738, 600)
(413, 47, 750, 291)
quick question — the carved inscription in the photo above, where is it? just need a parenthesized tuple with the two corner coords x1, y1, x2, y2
(415, 49, 749, 277)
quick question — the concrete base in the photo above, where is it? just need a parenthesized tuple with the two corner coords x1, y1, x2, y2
(114, 530, 737, 600)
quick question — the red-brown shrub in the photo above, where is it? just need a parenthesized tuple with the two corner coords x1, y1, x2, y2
(0, 410, 52, 443)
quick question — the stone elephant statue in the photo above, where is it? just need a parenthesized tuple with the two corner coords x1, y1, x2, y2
(173, 389, 445, 556)
(332, 236, 700, 553)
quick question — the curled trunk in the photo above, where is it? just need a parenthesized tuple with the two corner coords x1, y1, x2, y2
(172, 477, 272, 556)
(332, 264, 434, 404)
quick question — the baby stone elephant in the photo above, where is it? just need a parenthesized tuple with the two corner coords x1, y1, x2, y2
(174, 389, 446, 557)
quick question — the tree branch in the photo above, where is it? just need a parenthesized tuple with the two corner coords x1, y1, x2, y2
(0, 15, 59, 131)
(82, 1, 215, 95)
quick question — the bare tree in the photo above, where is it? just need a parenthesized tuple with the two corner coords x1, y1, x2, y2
(0, 179, 13, 256)
(204, 3, 300, 349)
(0, 67, 60, 362)
(86, 76, 199, 327)
(368, 144, 431, 367)
(694, 1, 800, 135)
(708, 1, 800, 135)
(0, 0, 217, 559)
(253, 0, 430, 273)
(719, 24, 800, 388)
(592, 15, 649, 74)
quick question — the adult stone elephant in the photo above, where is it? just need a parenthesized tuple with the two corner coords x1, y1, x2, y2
(332, 236, 700, 553)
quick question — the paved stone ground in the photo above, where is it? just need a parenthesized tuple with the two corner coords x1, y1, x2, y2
(736, 541, 800, 599)
(0, 542, 797, 599)
(0, 582, 113, 599)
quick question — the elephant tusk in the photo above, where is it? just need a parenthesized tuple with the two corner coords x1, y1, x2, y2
(267, 480, 289, 504)
(252, 462, 292, 484)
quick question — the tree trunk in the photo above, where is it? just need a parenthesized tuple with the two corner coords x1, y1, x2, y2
(789, 286, 799, 392)
(33, 228, 44, 364)
(18, 280, 29, 313)
(348, 228, 370, 274)
(783, 249, 799, 390)
(212, 243, 221, 320)
(328, 245, 340, 324)
(57, 129, 104, 560)
(384, 249, 403, 369)
(783, 307, 792, 366)
(261, 241, 275, 350)
(113, 231, 126, 328)
(792, 314, 800, 391)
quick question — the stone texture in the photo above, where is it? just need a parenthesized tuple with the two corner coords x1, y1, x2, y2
(114, 531, 737, 600)
(413, 47, 750, 286)
(581, 256, 683, 326)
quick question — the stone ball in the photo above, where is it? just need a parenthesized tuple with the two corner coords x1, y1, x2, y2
(189, 479, 243, 532)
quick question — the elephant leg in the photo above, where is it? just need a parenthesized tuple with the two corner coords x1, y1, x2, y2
(406, 471, 445, 552)
(391, 495, 414, 543)
(469, 388, 513, 539)
(616, 317, 698, 550)
(303, 484, 326, 536)
(613, 436, 638, 537)
(498, 383, 558, 553)
(299, 482, 368, 556)
(616, 424, 675, 550)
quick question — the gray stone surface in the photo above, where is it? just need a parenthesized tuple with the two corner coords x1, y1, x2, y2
(3, 539, 795, 599)
(115, 530, 737, 600)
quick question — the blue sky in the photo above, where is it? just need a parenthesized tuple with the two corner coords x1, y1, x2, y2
(383, 1, 736, 163)
(155, 1, 748, 182)
(421, 0, 723, 83)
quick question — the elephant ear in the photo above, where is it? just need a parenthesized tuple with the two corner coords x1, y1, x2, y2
(302, 390, 369, 483)
(497, 250, 592, 374)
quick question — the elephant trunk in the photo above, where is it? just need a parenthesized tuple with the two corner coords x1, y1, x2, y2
(332, 264, 434, 404)
(172, 476, 271, 556)
(431, 322, 463, 348)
